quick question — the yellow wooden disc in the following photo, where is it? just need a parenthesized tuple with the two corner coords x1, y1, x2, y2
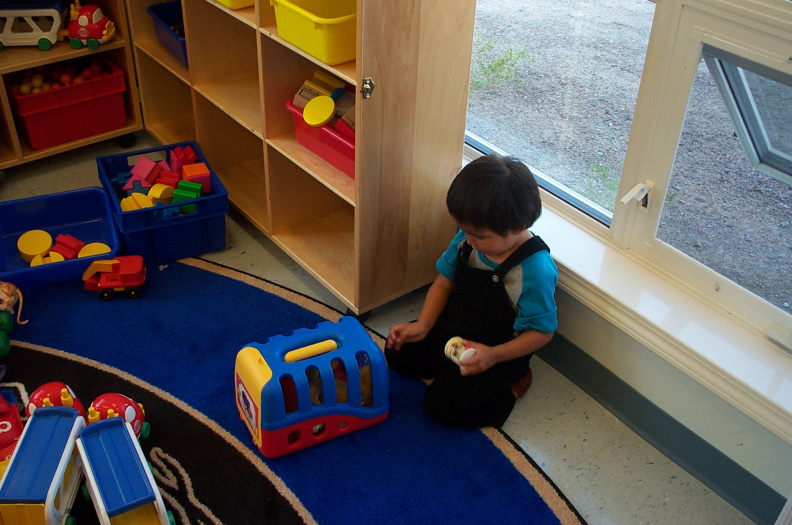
(303, 95, 335, 127)
(18, 229, 53, 262)
(78, 243, 112, 258)
(29, 251, 65, 266)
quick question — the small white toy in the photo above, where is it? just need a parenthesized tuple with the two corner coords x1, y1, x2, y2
(445, 336, 476, 366)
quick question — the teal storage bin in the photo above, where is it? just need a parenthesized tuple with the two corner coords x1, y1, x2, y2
(96, 142, 228, 266)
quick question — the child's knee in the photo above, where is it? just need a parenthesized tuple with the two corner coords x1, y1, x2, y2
(423, 380, 516, 428)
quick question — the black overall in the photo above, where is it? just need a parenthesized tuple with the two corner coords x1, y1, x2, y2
(386, 235, 550, 428)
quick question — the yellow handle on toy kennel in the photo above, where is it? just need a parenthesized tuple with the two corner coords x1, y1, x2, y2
(284, 339, 338, 362)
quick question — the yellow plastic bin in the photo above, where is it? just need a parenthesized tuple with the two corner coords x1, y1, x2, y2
(216, 0, 254, 8)
(270, 0, 356, 65)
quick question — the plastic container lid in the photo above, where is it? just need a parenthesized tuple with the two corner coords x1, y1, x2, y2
(303, 95, 335, 127)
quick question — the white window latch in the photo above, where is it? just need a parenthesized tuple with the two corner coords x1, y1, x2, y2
(620, 181, 654, 207)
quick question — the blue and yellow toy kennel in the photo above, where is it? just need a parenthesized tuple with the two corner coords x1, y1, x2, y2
(235, 316, 389, 458)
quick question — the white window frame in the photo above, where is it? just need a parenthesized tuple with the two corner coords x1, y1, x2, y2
(464, 0, 792, 449)
(611, 0, 792, 350)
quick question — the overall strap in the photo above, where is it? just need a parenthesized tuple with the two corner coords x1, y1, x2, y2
(457, 235, 549, 277)
(493, 236, 549, 278)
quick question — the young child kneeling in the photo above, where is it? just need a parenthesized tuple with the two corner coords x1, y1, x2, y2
(385, 153, 558, 428)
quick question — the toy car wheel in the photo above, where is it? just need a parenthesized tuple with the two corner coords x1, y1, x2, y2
(65, 517, 76, 525)
(168, 511, 176, 525)
(82, 483, 91, 501)
(99, 290, 114, 301)
(140, 421, 151, 439)
(70, 37, 83, 49)
(38, 38, 52, 51)
(126, 287, 141, 299)
(87, 38, 100, 50)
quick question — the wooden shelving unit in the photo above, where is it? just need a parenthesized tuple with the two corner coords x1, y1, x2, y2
(0, 0, 142, 170)
(125, 0, 476, 314)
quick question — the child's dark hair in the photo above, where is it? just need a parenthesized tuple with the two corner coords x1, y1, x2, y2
(446, 153, 542, 236)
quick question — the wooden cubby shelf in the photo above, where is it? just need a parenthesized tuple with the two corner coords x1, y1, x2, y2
(0, 0, 142, 170)
(125, 0, 476, 314)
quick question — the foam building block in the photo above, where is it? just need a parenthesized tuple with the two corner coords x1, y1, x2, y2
(78, 243, 112, 258)
(51, 234, 86, 260)
(172, 187, 198, 214)
(155, 170, 181, 189)
(123, 156, 161, 191)
(17, 230, 53, 263)
(148, 183, 174, 204)
(168, 149, 183, 175)
(154, 202, 180, 218)
(181, 163, 211, 193)
(120, 193, 155, 211)
(30, 251, 65, 266)
(125, 180, 148, 196)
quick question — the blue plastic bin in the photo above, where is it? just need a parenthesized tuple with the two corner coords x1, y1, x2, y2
(147, 1, 188, 69)
(0, 188, 120, 291)
(96, 142, 228, 266)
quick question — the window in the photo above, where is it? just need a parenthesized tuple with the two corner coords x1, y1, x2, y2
(465, 0, 792, 350)
(466, 0, 655, 223)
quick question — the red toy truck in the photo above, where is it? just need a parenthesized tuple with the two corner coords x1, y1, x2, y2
(82, 255, 145, 300)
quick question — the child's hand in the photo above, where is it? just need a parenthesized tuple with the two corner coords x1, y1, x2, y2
(458, 340, 496, 375)
(386, 322, 428, 350)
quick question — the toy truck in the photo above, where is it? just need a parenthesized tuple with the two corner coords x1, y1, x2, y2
(82, 255, 146, 300)
(0, 1, 68, 51)
(0, 406, 85, 525)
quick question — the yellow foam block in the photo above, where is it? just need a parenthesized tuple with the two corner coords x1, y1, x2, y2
(148, 183, 175, 204)
(17, 229, 53, 262)
(78, 242, 112, 258)
(30, 251, 65, 266)
(120, 192, 155, 211)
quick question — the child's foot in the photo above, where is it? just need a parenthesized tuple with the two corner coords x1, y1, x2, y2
(510, 368, 533, 398)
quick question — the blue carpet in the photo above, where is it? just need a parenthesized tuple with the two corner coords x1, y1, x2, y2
(10, 259, 580, 524)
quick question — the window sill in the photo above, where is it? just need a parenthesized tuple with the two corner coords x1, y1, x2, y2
(535, 197, 792, 445)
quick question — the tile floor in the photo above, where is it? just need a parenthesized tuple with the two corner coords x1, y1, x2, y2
(0, 133, 757, 524)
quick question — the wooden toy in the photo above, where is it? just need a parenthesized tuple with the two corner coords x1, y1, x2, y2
(235, 316, 389, 459)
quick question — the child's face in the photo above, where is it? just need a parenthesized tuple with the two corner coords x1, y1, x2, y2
(458, 224, 526, 258)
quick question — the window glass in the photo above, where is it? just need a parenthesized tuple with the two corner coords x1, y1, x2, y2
(465, 0, 655, 220)
(657, 59, 792, 311)
(707, 53, 792, 183)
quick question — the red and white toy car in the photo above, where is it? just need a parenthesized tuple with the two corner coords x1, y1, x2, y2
(66, 0, 115, 49)
(88, 393, 149, 438)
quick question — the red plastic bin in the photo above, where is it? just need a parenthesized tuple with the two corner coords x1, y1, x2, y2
(8, 59, 127, 150)
(286, 98, 355, 179)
